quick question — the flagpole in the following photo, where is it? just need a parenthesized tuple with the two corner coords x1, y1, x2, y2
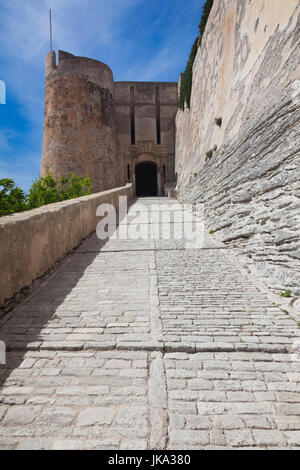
(49, 9, 53, 52)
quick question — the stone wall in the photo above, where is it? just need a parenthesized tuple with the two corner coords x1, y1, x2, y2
(41, 51, 122, 193)
(0, 184, 133, 307)
(41, 51, 178, 196)
(176, 0, 300, 294)
(115, 82, 178, 184)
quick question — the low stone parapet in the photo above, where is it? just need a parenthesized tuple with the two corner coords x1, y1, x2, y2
(0, 183, 133, 306)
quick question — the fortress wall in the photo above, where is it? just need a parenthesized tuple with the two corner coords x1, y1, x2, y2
(115, 82, 178, 181)
(41, 51, 121, 193)
(160, 84, 178, 179)
(57, 51, 114, 93)
(176, 0, 300, 294)
(0, 184, 133, 307)
(134, 85, 157, 143)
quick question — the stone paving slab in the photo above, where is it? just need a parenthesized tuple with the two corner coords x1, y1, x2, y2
(0, 350, 150, 450)
(165, 351, 300, 449)
(0, 250, 152, 351)
(156, 249, 299, 348)
(0, 349, 299, 449)
(0, 198, 299, 449)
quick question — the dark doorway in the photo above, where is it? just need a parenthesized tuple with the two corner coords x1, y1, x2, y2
(135, 162, 158, 196)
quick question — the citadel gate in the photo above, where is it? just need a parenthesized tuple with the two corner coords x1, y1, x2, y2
(135, 162, 158, 197)
(125, 143, 169, 197)
(41, 51, 178, 195)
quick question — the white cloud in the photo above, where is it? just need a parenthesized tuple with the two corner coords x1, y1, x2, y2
(0, 129, 15, 154)
(0, 0, 146, 121)
(0, 0, 204, 189)
(0, 1, 151, 190)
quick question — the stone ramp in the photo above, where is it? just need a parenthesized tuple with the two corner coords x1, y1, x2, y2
(0, 198, 299, 449)
(0, 350, 150, 450)
(0, 350, 299, 450)
(156, 248, 298, 350)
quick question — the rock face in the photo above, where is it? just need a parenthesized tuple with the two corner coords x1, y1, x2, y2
(176, 0, 300, 295)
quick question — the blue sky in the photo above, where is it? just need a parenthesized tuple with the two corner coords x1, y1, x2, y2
(0, 0, 205, 191)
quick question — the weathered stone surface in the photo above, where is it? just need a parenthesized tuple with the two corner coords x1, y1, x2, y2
(42, 51, 121, 193)
(150, 408, 168, 449)
(176, 0, 300, 296)
(38, 407, 76, 425)
(115, 84, 178, 193)
(149, 354, 167, 408)
(0, 184, 133, 306)
(77, 407, 116, 426)
(0, 198, 299, 450)
(42, 51, 178, 198)
(3, 407, 37, 425)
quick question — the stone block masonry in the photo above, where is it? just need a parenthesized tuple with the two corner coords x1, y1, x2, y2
(41, 51, 178, 196)
(0, 184, 133, 307)
(176, 0, 300, 295)
(0, 0, 299, 451)
(0, 198, 299, 449)
(41, 51, 121, 193)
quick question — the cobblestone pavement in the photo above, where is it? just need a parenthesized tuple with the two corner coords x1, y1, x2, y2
(0, 198, 299, 449)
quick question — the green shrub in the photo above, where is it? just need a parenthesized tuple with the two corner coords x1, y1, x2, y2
(27, 173, 91, 210)
(205, 149, 214, 161)
(280, 290, 292, 298)
(0, 173, 91, 217)
(0, 178, 26, 217)
(59, 174, 91, 200)
(26, 173, 61, 209)
(199, 0, 214, 45)
(178, 0, 214, 110)
(178, 37, 199, 110)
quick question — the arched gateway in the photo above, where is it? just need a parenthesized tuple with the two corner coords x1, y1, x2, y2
(125, 143, 169, 197)
(41, 52, 177, 194)
(135, 161, 158, 196)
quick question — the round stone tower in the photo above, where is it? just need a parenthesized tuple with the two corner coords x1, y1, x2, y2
(41, 50, 121, 192)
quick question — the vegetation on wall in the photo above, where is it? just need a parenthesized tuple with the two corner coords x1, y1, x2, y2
(178, 37, 199, 111)
(178, 0, 214, 110)
(198, 0, 214, 46)
(205, 149, 214, 161)
(0, 173, 91, 217)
